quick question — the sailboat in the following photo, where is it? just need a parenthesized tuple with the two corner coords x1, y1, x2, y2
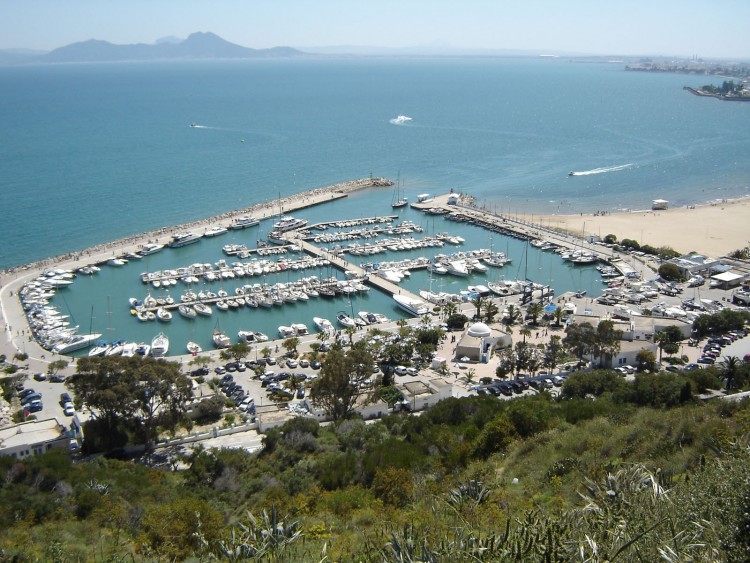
(391, 172, 408, 208)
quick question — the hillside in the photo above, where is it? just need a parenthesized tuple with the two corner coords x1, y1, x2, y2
(3, 32, 304, 64)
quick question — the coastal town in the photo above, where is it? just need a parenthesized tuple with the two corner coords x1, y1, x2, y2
(2, 179, 749, 459)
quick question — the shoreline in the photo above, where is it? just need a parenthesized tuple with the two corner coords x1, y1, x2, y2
(0, 177, 391, 278)
(537, 196, 750, 257)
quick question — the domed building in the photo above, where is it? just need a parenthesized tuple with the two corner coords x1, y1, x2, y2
(454, 321, 511, 363)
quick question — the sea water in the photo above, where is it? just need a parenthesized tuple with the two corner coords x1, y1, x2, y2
(1, 57, 748, 270)
(3, 58, 748, 355)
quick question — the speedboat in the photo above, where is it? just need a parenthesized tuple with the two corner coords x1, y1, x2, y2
(392, 294, 430, 316)
(358, 311, 379, 325)
(336, 311, 358, 328)
(150, 332, 169, 357)
(121, 342, 138, 357)
(105, 340, 126, 356)
(313, 316, 335, 334)
(135, 343, 150, 356)
(238, 330, 259, 344)
(187, 341, 202, 354)
(291, 323, 308, 336)
(88, 340, 109, 357)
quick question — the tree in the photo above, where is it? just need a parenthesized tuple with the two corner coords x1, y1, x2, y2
(593, 320, 623, 368)
(260, 347, 272, 359)
(47, 359, 68, 376)
(471, 296, 484, 320)
(446, 313, 469, 331)
(190, 355, 211, 369)
(526, 302, 544, 325)
(344, 326, 357, 347)
(563, 321, 595, 361)
(71, 356, 193, 451)
(220, 342, 250, 363)
(443, 301, 458, 319)
(636, 349, 657, 372)
(310, 347, 373, 421)
(553, 307, 565, 327)
(519, 326, 532, 344)
(658, 263, 683, 282)
(503, 304, 522, 330)
(543, 335, 563, 373)
(282, 337, 300, 357)
(654, 326, 683, 362)
(482, 300, 500, 323)
(603, 234, 617, 244)
(723, 355, 742, 392)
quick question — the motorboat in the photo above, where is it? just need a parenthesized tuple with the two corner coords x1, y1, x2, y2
(212, 329, 231, 348)
(291, 323, 309, 336)
(139, 243, 164, 256)
(108, 258, 127, 267)
(168, 231, 202, 248)
(272, 215, 308, 232)
(204, 226, 228, 237)
(336, 311, 358, 328)
(105, 340, 126, 356)
(313, 316, 335, 334)
(238, 330, 260, 344)
(88, 340, 109, 357)
(391, 115, 412, 125)
(135, 343, 150, 356)
(230, 215, 260, 230)
(150, 332, 169, 357)
(446, 261, 470, 276)
(393, 294, 430, 316)
(121, 342, 138, 357)
(187, 341, 202, 354)
(278, 325, 296, 338)
(156, 307, 172, 322)
(358, 311, 379, 325)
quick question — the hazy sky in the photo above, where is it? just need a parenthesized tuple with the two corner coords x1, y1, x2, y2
(2, 0, 749, 58)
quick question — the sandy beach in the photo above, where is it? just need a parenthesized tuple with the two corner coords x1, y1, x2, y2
(538, 198, 750, 258)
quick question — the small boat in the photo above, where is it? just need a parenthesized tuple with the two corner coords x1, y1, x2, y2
(187, 341, 202, 354)
(156, 307, 172, 322)
(238, 330, 258, 344)
(204, 226, 228, 237)
(178, 304, 197, 319)
(358, 311, 379, 325)
(135, 343, 150, 356)
(88, 340, 109, 357)
(278, 325, 296, 338)
(139, 243, 164, 256)
(194, 302, 213, 316)
(216, 300, 229, 311)
(121, 342, 138, 357)
(212, 328, 231, 348)
(313, 316, 335, 334)
(291, 323, 308, 336)
(151, 332, 169, 357)
(336, 311, 358, 328)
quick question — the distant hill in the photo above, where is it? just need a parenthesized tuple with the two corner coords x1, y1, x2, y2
(2, 32, 303, 64)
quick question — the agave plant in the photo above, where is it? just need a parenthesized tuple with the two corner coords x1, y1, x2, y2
(214, 506, 304, 562)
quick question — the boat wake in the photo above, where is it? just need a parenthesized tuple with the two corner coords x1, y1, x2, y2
(189, 123, 207, 128)
(390, 115, 413, 125)
(569, 163, 633, 176)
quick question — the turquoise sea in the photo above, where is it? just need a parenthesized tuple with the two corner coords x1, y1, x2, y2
(2, 58, 748, 355)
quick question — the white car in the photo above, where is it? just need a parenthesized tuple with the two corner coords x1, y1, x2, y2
(298, 359, 310, 368)
(286, 359, 298, 369)
(394, 366, 408, 375)
(63, 404, 75, 416)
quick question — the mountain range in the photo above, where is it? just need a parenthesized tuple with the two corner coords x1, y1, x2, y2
(0, 32, 303, 64)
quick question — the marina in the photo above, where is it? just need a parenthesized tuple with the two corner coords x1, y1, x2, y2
(4, 179, 617, 360)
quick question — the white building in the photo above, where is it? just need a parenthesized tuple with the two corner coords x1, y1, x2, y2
(0, 418, 72, 459)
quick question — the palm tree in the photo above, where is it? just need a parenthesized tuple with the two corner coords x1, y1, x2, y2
(519, 326, 532, 344)
(483, 300, 500, 323)
(444, 301, 458, 318)
(553, 307, 565, 327)
(722, 355, 741, 392)
(344, 326, 357, 347)
(471, 296, 484, 320)
(503, 304, 522, 330)
(653, 330, 670, 363)
(526, 302, 544, 325)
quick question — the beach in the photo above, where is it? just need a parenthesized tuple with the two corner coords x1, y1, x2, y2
(538, 198, 750, 258)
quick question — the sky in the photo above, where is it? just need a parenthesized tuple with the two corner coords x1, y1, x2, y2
(2, 0, 749, 59)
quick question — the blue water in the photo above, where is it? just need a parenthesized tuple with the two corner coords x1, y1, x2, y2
(3, 58, 748, 355)
(1, 58, 749, 270)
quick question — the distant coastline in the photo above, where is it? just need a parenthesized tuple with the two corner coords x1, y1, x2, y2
(683, 86, 750, 102)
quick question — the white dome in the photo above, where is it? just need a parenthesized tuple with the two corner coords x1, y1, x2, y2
(467, 322, 491, 338)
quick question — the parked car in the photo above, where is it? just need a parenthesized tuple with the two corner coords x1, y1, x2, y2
(310, 361, 322, 370)
(49, 374, 66, 383)
(266, 357, 277, 365)
(191, 367, 209, 376)
(552, 376, 565, 386)
(60, 392, 72, 405)
(25, 401, 43, 413)
(33, 372, 47, 381)
(63, 404, 75, 416)
(286, 359, 298, 369)
(214, 366, 226, 375)
(394, 366, 408, 375)
(21, 393, 42, 405)
(697, 356, 715, 364)
(236, 362, 246, 372)
(296, 386, 306, 399)
(19, 388, 36, 400)
(298, 359, 310, 368)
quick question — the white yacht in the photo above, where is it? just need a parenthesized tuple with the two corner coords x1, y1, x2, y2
(393, 294, 430, 316)
(313, 316, 335, 335)
(150, 332, 169, 357)
(204, 226, 228, 237)
(446, 260, 470, 276)
(273, 215, 308, 232)
(53, 333, 103, 354)
(187, 341, 202, 354)
(139, 243, 164, 256)
(193, 303, 212, 316)
(230, 215, 260, 230)
(178, 304, 197, 319)
(291, 323, 309, 336)
(336, 312, 358, 328)
(156, 307, 172, 322)
(212, 329, 231, 348)
(168, 232, 202, 248)
(278, 325, 296, 338)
